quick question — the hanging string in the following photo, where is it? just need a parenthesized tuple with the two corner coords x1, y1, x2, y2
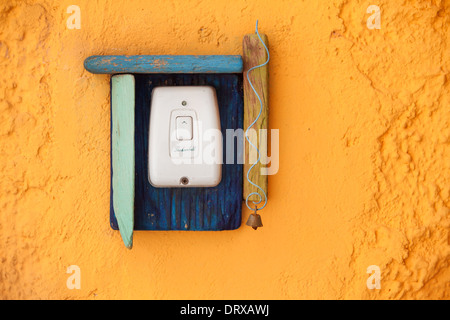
(245, 20, 270, 212)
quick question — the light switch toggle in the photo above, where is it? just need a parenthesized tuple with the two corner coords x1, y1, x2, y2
(176, 116, 193, 140)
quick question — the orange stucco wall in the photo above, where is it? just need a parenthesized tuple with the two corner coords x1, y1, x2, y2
(0, 0, 448, 299)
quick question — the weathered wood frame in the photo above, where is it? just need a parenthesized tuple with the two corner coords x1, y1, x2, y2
(84, 42, 269, 248)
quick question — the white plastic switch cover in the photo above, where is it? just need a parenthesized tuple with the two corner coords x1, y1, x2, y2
(148, 86, 222, 187)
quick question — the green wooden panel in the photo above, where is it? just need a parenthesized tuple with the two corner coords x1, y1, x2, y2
(111, 74, 135, 249)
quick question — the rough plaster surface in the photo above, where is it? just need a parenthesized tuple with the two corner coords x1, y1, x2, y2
(0, 0, 448, 299)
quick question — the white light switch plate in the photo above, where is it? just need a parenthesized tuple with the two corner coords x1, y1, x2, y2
(148, 86, 222, 187)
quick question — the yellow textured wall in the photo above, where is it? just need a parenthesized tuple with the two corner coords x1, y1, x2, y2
(0, 0, 449, 300)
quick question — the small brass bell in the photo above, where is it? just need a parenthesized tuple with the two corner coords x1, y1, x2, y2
(246, 207, 263, 230)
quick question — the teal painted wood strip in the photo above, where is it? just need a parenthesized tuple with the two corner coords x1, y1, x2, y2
(112, 74, 135, 249)
(84, 55, 243, 74)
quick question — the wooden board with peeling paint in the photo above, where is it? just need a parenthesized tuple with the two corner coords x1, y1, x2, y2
(111, 74, 135, 248)
(243, 34, 269, 203)
(85, 55, 243, 74)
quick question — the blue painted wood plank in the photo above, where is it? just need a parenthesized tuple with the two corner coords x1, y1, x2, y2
(85, 55, 243, 74)
(110, 74, 243, 231)
(111, 74, 135, 248)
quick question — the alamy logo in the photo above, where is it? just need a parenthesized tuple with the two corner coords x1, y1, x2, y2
(66, 265, 81, 289)
(66, 5, 81, 30)
(366, 5, 381, 30)
(366, 265, 381, 289)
